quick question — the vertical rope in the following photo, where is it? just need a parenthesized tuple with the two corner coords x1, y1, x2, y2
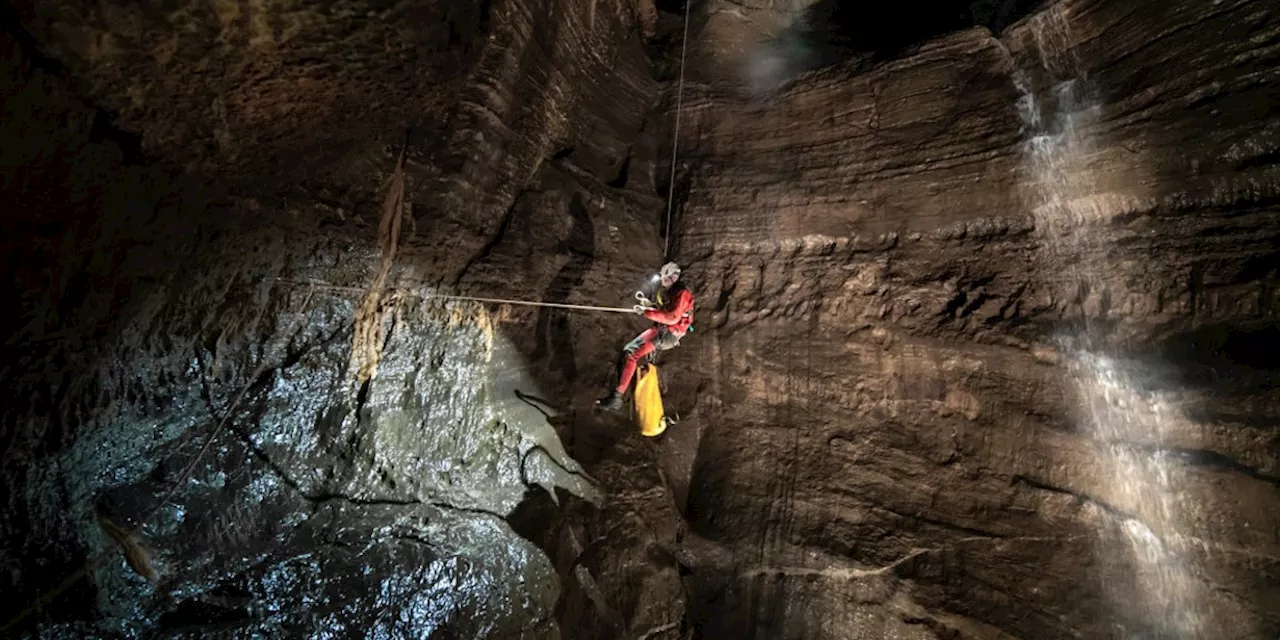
(663, 0, 693, 260)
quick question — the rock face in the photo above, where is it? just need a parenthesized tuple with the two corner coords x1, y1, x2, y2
(668, 0, 1280, 638)
(2, 0, 1278, 639)
(1, 0, 681, 637)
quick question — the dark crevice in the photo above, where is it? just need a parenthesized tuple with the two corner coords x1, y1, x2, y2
(1155, 323, 1280, 374)
(513, 389, 559, 419)
(87, 108, 146, 165)
(900, 614, 966, 640)
(532, 191, 594, 372)
(301, 493, 421, 507)
(426, 499, 510, 520)
(1233, 250, 1280, 284)
(236, 439, 315, 503)
(0, 3, 67, 75)
(389, 532, 440, 552)
(1132, 445, 1280, 488)
(1, 3, 149, 166)
(909, 511, 1007, 540)
(608, 153, 632, 189)
(714, 279, 734, 313)
(1234, 146, 1280, 172)
(969, 274, 998, 289)
(156, 600, 252, 634)
(354, 378, 372, 415)
(1188, 266, 1204, 317)
(940, 290, 968, 318)
(452, 197, 520, 287)
(503, 488, 562, 576)
(1012, 474, 1137, 522)
(519, 442, 597, 489)
(961, 292, 995, 317)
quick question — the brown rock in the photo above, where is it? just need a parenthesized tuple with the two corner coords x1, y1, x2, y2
(670, 0, 1280, 638)
(2, 0, 1278, 638)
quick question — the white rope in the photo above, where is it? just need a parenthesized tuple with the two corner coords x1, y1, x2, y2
(273, 279, 637, 314)
(426, 293, 636, 314)
(662, 0, 693, 260)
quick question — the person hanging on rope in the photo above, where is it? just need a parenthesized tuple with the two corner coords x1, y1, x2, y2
(597, 262, 694, 411)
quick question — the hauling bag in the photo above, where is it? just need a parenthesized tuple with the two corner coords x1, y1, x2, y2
(633, 363, 673, 437)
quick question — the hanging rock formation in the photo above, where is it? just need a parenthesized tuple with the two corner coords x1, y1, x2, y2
(1, 0, 1278, 638)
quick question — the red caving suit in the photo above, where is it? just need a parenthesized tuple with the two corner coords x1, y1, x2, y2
(615, 283, 694, 394)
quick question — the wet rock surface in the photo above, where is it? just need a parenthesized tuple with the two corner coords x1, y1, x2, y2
(1, 0, 680, 636)
(2, 0, 1279, 639)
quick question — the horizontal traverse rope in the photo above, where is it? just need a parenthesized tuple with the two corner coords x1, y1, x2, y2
(272, 278, 638, 314)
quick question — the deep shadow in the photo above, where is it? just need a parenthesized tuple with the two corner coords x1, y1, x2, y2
(805, 0, 1048, 63)
(1148, 322, 1280, 394)
(1160, 323, 1280, 373)
(504, 485, 562, 556)
(744, 0, 1046, 93)
(156, 598, 252, 633)
(504, 421, 627, 638)
(607, 153, 631, 189)
(532, 193, 596, 379)
(86, 108, 146, 166)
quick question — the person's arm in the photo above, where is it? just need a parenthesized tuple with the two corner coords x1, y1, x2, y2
(643, 289, 692, 325)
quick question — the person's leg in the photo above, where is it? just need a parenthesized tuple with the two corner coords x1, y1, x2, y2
(598, 328, 657, 410)
(615, 328, 658, 394)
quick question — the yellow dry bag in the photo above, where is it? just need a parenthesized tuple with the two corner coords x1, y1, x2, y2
(633, 363, 670, 437)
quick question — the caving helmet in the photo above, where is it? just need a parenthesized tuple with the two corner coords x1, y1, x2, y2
(658, 262, 681, 286)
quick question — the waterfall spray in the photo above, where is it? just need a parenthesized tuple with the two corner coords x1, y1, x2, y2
(1005, 4, 1208, 637)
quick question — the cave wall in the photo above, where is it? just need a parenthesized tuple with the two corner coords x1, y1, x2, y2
(668, 0, 1280, 638)
(5, 0, 1280, 637)
(1, 0, 688, 637)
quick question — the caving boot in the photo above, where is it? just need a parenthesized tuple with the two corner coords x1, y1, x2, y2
(596, 390, 623, 411)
